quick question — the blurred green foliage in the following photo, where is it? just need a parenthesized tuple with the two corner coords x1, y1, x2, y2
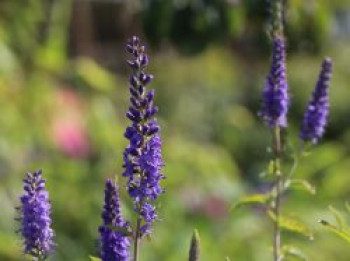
(0, 0, 350, 260)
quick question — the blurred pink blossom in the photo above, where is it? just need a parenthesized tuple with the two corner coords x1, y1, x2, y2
(51, 89, 90, 158)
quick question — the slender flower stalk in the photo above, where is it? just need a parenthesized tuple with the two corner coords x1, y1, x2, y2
(99, 179, 130, 261)
(123, 36, 164, 261)
(19, 170, 55, 260)
(300, 58, 332, 144)
(261, 35, 288, 261)
(262, 1, 288, 260)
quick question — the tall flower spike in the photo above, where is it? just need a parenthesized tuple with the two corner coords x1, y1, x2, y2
(261, 36, 289, 127)
(123, 36, 164, 236)
(99, 179, 130, 261)
(300, 57, 333, 144)
(19, 170, 55, 260)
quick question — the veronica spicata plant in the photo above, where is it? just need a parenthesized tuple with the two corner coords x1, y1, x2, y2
(99, 179, 130, 261)
(233, 1, 333, 260)
(123, 35, 164, 260)
(18, 170, 55, 261)
(300, 58, 332, 144)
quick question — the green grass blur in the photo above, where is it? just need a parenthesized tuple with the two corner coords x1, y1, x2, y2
(0, 0, 350, 260)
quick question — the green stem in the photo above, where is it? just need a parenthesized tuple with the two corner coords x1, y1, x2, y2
(133, 203, 142, 261)
(272, 127, 282, 261)
(283, 143, 304, 188)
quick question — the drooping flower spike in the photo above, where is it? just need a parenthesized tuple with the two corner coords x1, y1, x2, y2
(300, 57, 333, 144)
(123, 36, 164, 236)
(19, 170, 55, 260)
(99, 179, 130, 261)
(261, 36, 289, 128)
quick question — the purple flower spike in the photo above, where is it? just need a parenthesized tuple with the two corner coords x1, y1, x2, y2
(261, 36, 289, 127)
(300, 58, 333, 144)
(19, 170, 55, 259)
(123, 36, 164, 236)
(99, 179, 130, 261)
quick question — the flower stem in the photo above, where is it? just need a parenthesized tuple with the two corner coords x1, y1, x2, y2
(133, 208, 141, 261)
(272, 127, 282, 261)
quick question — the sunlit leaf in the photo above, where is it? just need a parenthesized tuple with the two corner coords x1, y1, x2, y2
(268, 211, 313, 239)
(319, 220, 350, 244)
(328, 205, 346, 230)
(345, 202, 350, 213)
(267, 160, 275, 177)
(285, 179, 316, 195)
(89, 256, 102, 261)
(231, 194, 269, 211)
(281, 245, 308, 261)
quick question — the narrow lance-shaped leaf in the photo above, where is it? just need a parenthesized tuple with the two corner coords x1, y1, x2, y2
(189, 229, 200, 261)
(268, 211, 313, 239)
(319, 220, 350, 244)
(281, 245, 308, 261)
(231, 194, 269, 211)
(284, 179, 316, 195)
(328, 205, 346, 230)
(345, 202, 350, 213)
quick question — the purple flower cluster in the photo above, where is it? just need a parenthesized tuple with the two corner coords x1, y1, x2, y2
(19, 170, 54, 259)
(99, 179, 130, 261)
(261, 36, 289, 127)
(300, 58, 333, 144)
(123, 36, 164, 235)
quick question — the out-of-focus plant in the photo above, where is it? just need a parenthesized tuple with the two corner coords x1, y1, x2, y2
(319, 204, 350, 244)
(188, 229, 200, 261)
(140, 0, 337, 55)
(232, 0, 333, 260)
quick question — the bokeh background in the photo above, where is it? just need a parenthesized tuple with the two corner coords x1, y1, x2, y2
(1, 0, 350, 260)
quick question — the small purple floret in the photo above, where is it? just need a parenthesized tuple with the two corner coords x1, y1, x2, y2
(19, 170, 55, 259)
(261, 36, 289, 127)
(99, 179, 130, 261)
(300, 58, 333, 144)
(123, 36, 164, 236)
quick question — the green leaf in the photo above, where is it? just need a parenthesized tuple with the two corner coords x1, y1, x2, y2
(328, 205, 346, 230)
(231, 194, 269, 211)
(345, 202, 350, 213)
(267, 160, 275, 176)
(285, 179, 316, 195)
(225, 257, 231, 261)
(268, 211, 313, 239)
(319, 220, 350, 244)
(281, 245, 308, 261)
(89, 256, 102, 261)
